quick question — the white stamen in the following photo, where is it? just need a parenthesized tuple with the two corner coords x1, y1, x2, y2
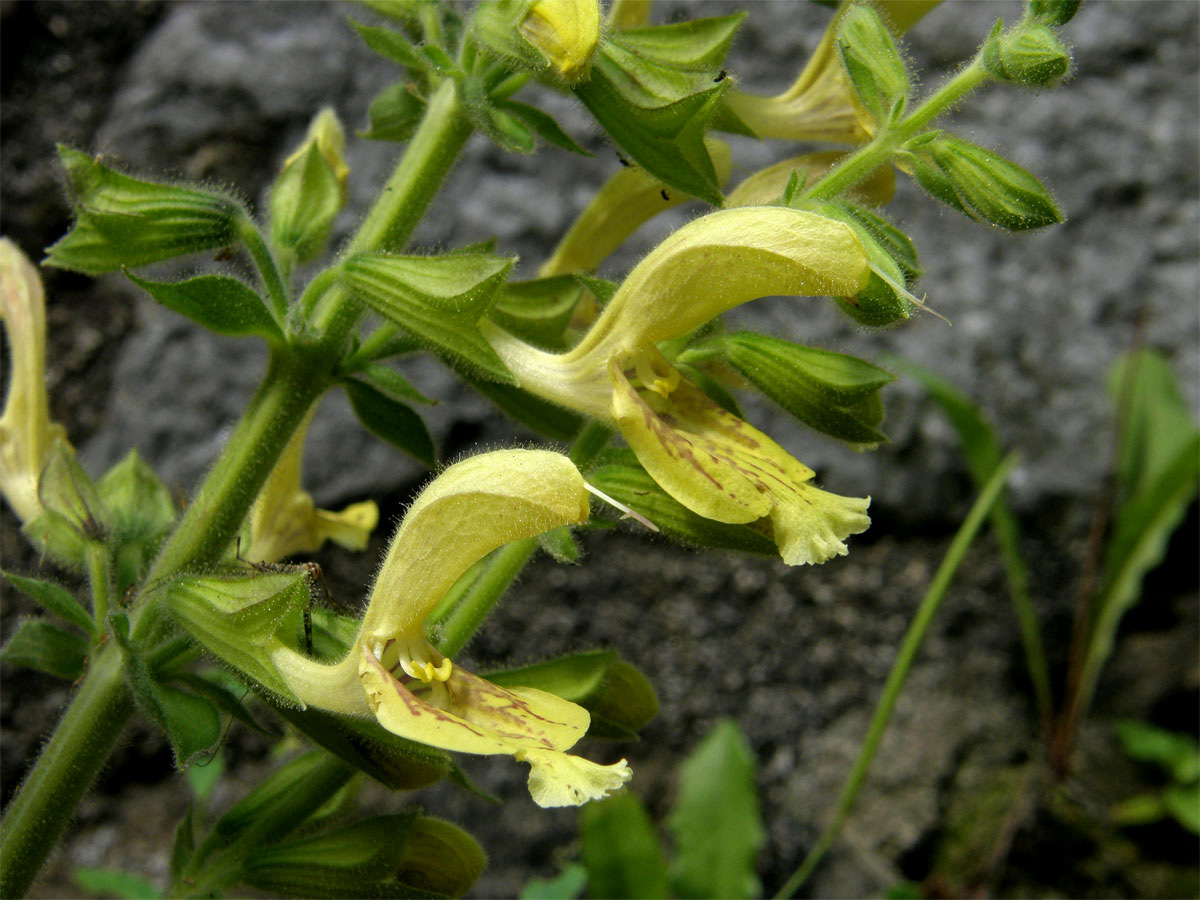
(585, 482, 660, 532)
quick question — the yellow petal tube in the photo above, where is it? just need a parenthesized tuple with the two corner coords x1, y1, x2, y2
(245, 408, 379, 564)
(724, 0, 941, 144)
(271, 450, 625, 807)
(609, 355, 870, 565)
(0, 239, 70, 524)
(538, 139, 734, 278)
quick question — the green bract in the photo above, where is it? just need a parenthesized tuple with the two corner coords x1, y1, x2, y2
(45, 147, 246, 274)
(837, 4, 910, 126)
(902, 133, 1062, 231)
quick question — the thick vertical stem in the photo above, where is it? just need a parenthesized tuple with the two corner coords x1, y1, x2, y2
(0, 644, 131, 899)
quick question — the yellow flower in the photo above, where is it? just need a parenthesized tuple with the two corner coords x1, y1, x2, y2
(520, 0, 601, 84)
(244, 409, 379, 564)
(271, 449, 632, 807)
(538, 139, 733, 278)
(724, 0, 940, 144)
(483, 207, 875, 565)
(0, 239, 70, 524)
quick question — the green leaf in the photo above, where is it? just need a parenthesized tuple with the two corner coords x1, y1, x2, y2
(352, 20, 429, 74)
(574, 36, 729, 206)
(1110, 350, 1199, 502)
(98, 449, 179, 595)
(1, 569, 96, 636)
(361, 82, 427, 143)
(538, 525, 580, 564)
(520, 863, 588, 900)
(343, 252, 517, 384)
(73, 867, 162, 900)
(667, 720, 764, 899)
(581, 792, 670, 900)
(132, 675, 223, 768)
(1, 619, 90, 680)
(489, 275, 585, 349)
(354, 363, 434, 405)
(693, 333, 895, 447)
(342, 377, 436, 466)
(185, 751, 225, 802)
(1116, 721, 1200, 783)
(461, 373, 585, 441)
(268, 699, 453, 792)
(1111, 792, 1168, 827)
(1164, 782, 1200, 834)
(498, 100, 592, 156)
(587, 449, 777, 556)
(618, 14, 746, 71)
(169, 808, 196, 886)
(45, 146, 245, 275)
(173, 671, 275, 737)
(473, 101, 537, 154)
(891, 357, 1054, 732)
(837, 5, 910, 124)
(125, 273, 281, 341)
(241, 814, 485, 899)
(486, 649, 659, 741)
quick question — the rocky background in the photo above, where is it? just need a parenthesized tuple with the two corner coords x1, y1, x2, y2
(2, 1, 1197, 897)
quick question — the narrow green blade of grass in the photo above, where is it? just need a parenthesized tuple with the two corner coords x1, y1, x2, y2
(774, 454, 1019, 898)
(890, 357, 1053, 734)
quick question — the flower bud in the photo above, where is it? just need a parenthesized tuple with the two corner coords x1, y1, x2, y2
(983, 20, 1072, 88)
(474, 0, 600, 86)
(271, 108, 349, 262)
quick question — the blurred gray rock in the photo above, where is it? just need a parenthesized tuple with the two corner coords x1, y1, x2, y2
(2, 2, 1196, 898)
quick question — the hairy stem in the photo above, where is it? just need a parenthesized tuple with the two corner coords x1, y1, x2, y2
(802, 57, 988, 203)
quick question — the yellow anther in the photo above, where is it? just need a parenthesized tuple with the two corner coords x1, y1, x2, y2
(632, 350, 679, 399)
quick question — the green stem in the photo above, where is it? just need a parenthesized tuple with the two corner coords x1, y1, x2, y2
(774, 453, 1018, 899)
(2, 63, 478, 899)
(238, 218, 289, 322)
(0, 643, 133, 899)
(85, 542, 114, 633)
(138, 352, 328, 601)
(296, 267, 339, 322)
(802, 58, 988, 203)
(343, 79, 472, 259)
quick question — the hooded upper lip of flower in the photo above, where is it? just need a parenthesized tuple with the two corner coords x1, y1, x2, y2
(481, 206, 875, 565)
(270, 449, 632, 808)
(0, 238, 70, 525)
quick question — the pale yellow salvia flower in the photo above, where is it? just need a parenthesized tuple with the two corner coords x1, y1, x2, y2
(271, 449, 632, 807)
(483, 207, 875, 566)
(0, 239, 69, 524)
(520, 0, 601, 84)
(244, 409, 379, 564)
(724, 0, 940, 144)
